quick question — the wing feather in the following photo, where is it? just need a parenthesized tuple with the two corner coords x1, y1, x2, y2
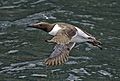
(45, 42, 75, 66)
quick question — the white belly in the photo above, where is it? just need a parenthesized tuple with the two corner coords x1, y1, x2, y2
(71, 27, 90, 43)
(71, 35, 87, 43)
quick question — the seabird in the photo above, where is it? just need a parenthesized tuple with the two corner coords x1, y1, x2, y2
(28, 22, 102, 66)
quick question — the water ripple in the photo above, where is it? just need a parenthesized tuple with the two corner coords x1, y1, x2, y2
(0, 62, 3, 66)
(0, 60, 44, 74)
(7, 50, 19, 54)
(18, 75, 27, 79)
(0, 32, 7, 35)
(51, 69, 61, 73)
(67, 73, 82, 81)
(31, 74, 47, 78)
(31, 0, 46, 5)
(0, 5, 20, 9)
(13, 11, 56, 26)
(86, 65, 102, 68)
(71, 68, 91, 76)
(0, 21, 12, 29)
(69, 56, 92, 60)
(4, 40, 19, 43)
(65, 61, 78, 65)
(98, 70, 113, 78)
(13, 0, 28, 4)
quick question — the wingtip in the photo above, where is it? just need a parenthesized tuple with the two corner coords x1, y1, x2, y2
(44, 55, 68, 66)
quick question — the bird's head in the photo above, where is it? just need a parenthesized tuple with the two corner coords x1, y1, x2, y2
(27, 22, 54, 32)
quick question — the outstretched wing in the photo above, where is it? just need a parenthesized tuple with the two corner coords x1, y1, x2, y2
(47, 24, 77, 45)
(45, 42, 75, 66)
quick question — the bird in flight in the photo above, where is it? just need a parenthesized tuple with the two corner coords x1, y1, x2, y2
(28, 22, 102, 66)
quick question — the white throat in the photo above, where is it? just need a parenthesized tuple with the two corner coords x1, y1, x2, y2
(48, 24, 61, 36)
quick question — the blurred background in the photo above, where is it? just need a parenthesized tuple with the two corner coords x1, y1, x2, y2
(0, 0, 120, 81)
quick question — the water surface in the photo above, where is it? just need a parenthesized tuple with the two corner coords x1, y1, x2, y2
(0, 0, 120, 81)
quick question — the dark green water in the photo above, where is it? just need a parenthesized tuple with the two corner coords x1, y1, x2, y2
(0, 0, 120, 81)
